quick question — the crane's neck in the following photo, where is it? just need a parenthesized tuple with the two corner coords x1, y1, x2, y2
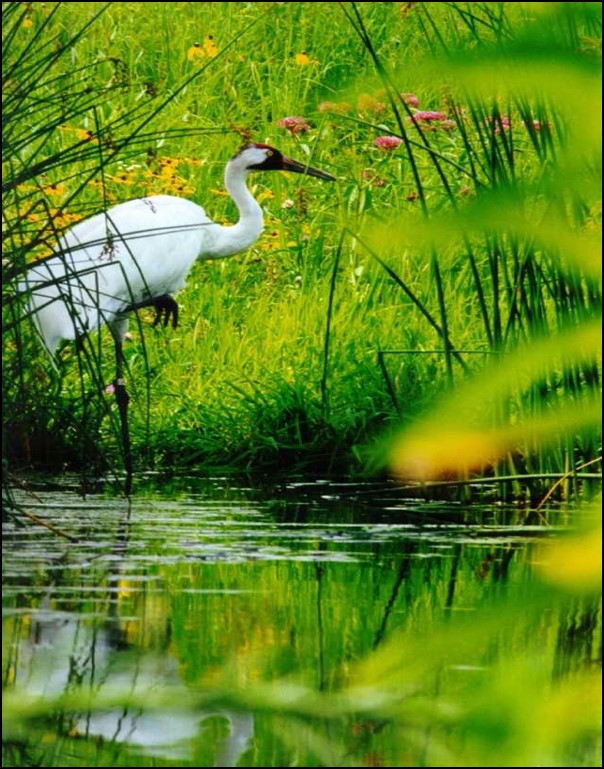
(210, 163, 264, 258)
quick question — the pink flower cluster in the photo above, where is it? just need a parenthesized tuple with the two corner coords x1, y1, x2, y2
(486, 117, 549, 135)
(401, 92, 420, 108)
(485, 116, 511, 135)
(407, 111, 456, 131)
(524, 119, 547, 132)
(276, 116, 311, 135)
(411, 110, 446, 121)
(374, 135, 403, 151)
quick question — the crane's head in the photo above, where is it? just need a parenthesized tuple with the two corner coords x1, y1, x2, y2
(232, 143, 336, 181)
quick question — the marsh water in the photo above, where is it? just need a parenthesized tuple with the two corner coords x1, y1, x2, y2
(2, 477, 594, 767)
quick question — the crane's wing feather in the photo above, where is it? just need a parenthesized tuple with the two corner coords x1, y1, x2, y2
(21, 195, 217, 353)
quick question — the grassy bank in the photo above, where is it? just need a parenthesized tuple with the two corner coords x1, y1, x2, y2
(2, 2, 601, 494)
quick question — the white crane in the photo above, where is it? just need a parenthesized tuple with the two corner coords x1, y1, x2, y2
(21, 143, 336, 493)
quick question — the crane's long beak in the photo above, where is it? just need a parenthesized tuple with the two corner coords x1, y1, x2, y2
(281, 156, 336, 181)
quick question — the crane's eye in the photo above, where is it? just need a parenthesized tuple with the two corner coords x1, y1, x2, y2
(266, 149, 273, 157)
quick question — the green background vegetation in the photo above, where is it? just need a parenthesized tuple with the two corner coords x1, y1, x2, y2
(3, 1, 600, 493)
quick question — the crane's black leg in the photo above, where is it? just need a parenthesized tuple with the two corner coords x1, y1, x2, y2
(151, 295, 179, 329)
(124, 294, 179, 329)
(108, 295, 177, 498)
(113, 337, 133, 498)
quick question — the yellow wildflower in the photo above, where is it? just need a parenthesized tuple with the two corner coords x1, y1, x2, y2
(74, 128, 95, 142)
(259, 229, 281, 251)
(187, 42, 204, 62)
(49, 211, 82, 229)
(256, 190, 274, 204)
(295, 51, 318, 66)
(173, 182, 194, 195)
(203, 36, 218, 57)
(110, 171, 135, 185)
(187, 36, 218, 62)
(42, 182, 67, 197)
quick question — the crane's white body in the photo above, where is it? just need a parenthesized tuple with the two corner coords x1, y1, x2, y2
(21, 151, 266, 355)
(21, 144, 334, 356)
(23, 196, 214, 353)
(18, 143, 334, 495)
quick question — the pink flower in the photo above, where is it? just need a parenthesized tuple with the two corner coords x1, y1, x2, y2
(407, 111, 456, 132)
(374, 135, 403, 151)
(486, 116, 511, 134)
(276, 116, 311, 135)
(524, 119, 548, 132)
(401, 92, 420, 108)
(409, 110, 447, 122)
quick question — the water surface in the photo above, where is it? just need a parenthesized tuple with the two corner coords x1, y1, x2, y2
(2, 477, 580, 767)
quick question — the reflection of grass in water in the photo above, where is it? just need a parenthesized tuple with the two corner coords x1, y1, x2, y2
(2, 485, 601, 766)
(2, 553, 601, 766)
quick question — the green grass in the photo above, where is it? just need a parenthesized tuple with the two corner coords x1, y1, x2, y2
(2, 1, 601, 497)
